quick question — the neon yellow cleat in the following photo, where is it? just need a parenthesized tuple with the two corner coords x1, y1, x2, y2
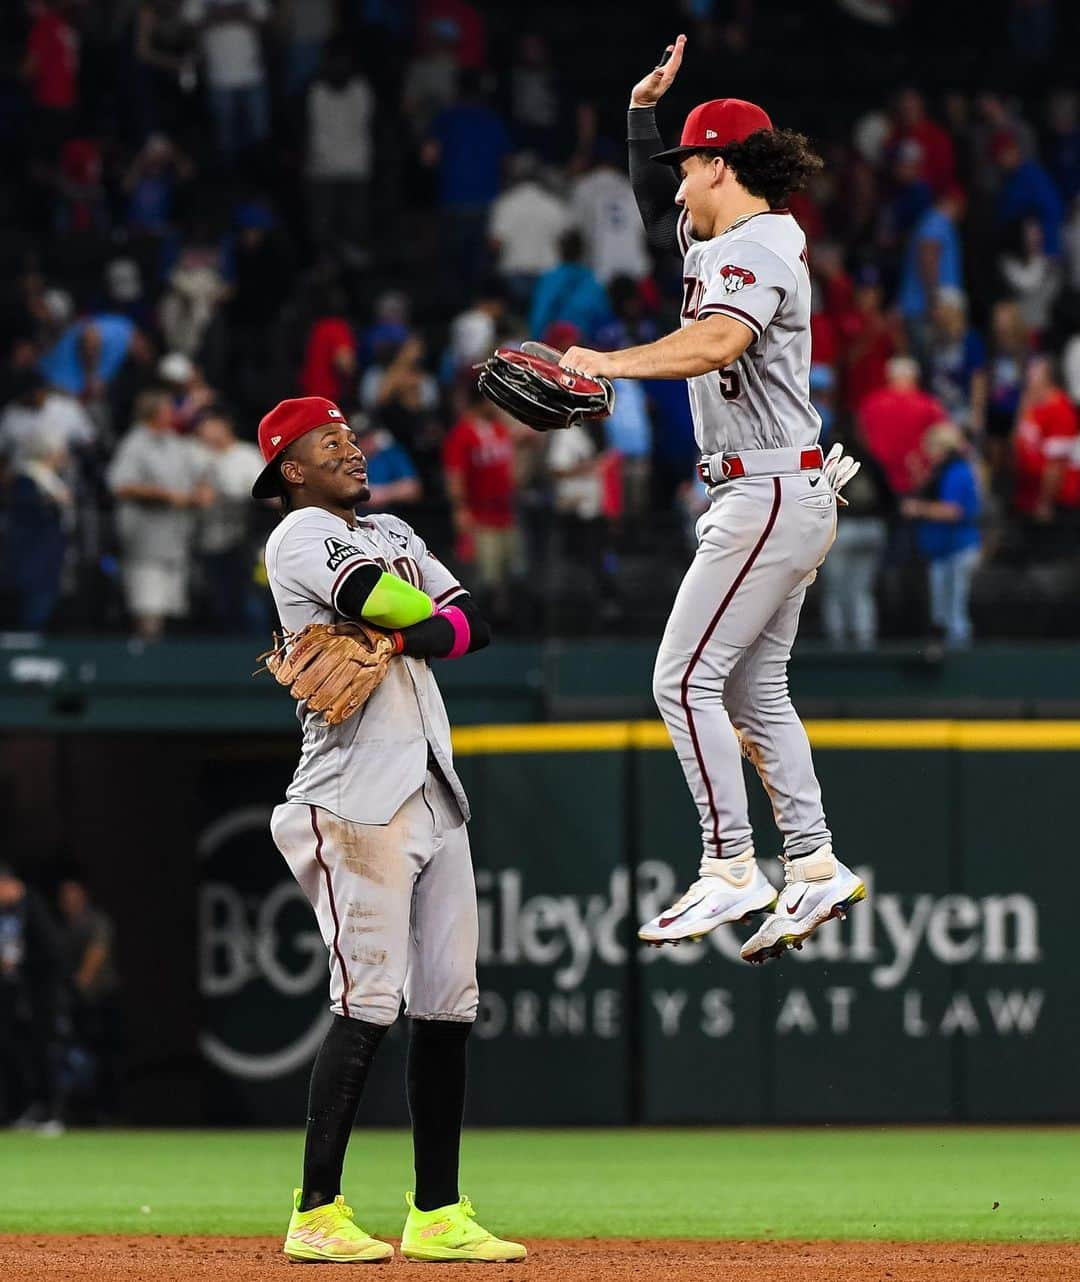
(400, 1192, 527, 1262)
(283, 1188, 393, 1263)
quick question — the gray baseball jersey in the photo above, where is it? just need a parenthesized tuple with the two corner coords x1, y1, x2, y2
(650, 207, 835, 869)
(265, 507, 470, 825)
(677, 207, 820, 456)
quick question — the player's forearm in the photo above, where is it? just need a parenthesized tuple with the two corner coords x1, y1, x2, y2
(397, 595, 491, 660)
(603, 317, 749, 380)
(337, 564, 434, 628)
(627, 107, 679, 254)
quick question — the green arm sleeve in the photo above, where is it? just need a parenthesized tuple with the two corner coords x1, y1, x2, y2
(359, 571, 435, 628)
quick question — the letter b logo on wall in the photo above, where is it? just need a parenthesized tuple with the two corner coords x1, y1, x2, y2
(198, 806, 331, 1110)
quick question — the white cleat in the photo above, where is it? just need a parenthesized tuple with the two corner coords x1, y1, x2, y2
(740, 845, 866, 965)
(638, 849, 778, 945)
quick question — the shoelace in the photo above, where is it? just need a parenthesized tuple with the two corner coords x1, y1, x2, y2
(332, 1197, 355, 1222)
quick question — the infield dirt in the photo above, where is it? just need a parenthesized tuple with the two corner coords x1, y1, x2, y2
(1, 1235, 1077, 1280)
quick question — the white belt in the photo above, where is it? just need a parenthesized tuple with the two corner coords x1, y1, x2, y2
(697, 445, 824, 487)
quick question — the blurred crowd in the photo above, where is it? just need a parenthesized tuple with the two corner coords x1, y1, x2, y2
(0, 866, 120, 1132)
(2, 0, 1080, 643)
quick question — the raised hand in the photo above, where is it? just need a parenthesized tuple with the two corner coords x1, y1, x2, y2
(630, 33, 687, 109)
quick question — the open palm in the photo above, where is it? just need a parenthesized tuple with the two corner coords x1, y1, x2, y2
(630, 33, 686, 108)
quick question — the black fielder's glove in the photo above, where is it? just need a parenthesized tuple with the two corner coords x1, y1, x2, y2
(475, 341, 615, 432)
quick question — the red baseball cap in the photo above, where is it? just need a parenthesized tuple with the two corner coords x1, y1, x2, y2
(652, 98, 773, 166)
(251, 396, 348, 498)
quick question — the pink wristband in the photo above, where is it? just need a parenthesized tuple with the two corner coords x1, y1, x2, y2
(439, 605, 471, 659)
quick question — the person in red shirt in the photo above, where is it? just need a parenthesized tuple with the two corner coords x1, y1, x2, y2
(443, 386, 519, 615)
(24, 0, 79, 110)
(300, 289, 357, 403)
(836, 265, 898, 415)
(858, 356, 950, 496)
(1012, 356, 1079, 521)
(23, 0, 80, 159)
(889, 89, 956, 195)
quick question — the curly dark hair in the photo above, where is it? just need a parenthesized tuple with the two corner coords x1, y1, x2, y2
(703, 128, 824, 207)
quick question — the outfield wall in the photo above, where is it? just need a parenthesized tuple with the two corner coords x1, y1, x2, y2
(4, 718, 1070, 1126)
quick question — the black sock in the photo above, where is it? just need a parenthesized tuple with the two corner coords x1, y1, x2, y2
(300, 1014, 388, 1212)
(407, 1018, 471, 1212)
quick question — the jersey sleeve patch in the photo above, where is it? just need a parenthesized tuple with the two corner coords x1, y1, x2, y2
(324, 537, 365, 571)
(718, 264, 757, 293)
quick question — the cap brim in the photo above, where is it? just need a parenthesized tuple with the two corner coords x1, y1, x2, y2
(650, 144, 699, 166)
(251, 459, 283, 500)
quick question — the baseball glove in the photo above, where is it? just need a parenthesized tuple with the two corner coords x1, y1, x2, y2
(256, 621, 399, 725)
(475, 341, 615, 432)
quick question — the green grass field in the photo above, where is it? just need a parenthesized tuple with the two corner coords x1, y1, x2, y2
(1, 1128, 1077, 1242)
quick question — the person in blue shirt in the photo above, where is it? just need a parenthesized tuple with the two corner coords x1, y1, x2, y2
(529, 230, 612, 342)
(897, 185, 966, 361)
(927, 288, 988, 431)
(993, 132, 1065, 257)
(355, 417, 422, 513)
(900, 422, 981, 648)
(424, 72, 511, 293)
(38, 314, 148, 399)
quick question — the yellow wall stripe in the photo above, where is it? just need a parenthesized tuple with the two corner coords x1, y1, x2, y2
(452, 719, 1080, 755)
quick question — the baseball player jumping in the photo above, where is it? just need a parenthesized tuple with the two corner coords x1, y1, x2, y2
(560, 35, 866, 963)
(253, 396, 525, 1263)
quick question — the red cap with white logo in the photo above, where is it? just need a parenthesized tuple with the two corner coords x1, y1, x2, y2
(252, 396, 348, 498)
(651, 98, 773, 166)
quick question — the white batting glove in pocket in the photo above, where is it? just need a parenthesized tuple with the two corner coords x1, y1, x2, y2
(821, 441, 861, 507)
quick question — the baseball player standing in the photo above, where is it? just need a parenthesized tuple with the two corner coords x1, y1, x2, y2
(560, 35, 866, 963)
(253, 396, 525, 1263)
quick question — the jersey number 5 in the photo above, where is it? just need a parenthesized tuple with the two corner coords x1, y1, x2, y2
(717, 369, 741, 401)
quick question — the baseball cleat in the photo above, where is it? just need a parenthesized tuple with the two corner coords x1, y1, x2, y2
(638, 848, 778, 945)
(283, 1188, 393, 1263)
(400, 1192, 527, 1262)
(740, 845, 866, 965)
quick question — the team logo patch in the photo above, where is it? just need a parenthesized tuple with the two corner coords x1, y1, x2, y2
(327, 408, 343, 419)
(705, 128, 718, 139)
(719, 264, 756, 293)
(270, 434, 282, 446)
(324, 537, 361, 571)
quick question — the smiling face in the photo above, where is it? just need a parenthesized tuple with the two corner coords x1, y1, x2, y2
(280, 422, 370, 512)
(675, 153, 724, 239)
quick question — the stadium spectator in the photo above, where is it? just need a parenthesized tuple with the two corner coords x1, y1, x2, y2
(901, 422, 982, 648)
(0, 369, 96, 466)
(507, 33, 559, 158)
(132, 0, 196, 141)
(529, 231, 612, 342)
(926, 289, 987, 432)
(299, 289, 357, 404)
(56, 878, 121, 1123)
(858, 357, 950, 497)
(888, 89, 956, 195)
(182, 0, 271, 160)
(897, 184, 966, 360)
(1045, 90, 1080, 205)
(192, 406, 262, 631)
(305, 48, 375, 260)
(157, 352, 215, 433)
(361, 336, 443, 490)
(998, 217, 1061, 339)
(417, 0, 487, 71)
(992, 130, 1065, 258)
(835, 264, 897, 416)
(488, 153, 572, 312)
(401, 19, 460, 140)
(3, 426, 72, 631)
(819, 444, 892, 650)
(424, 72, 512, 293)
(985, 299, 1031, 450)
(445, 282, 506, 376)
(443, 387, 519, 618)
(106, 389, 208, 640)
(0, 865, 65, 1134)
(122, 133, 193, 236)
(38, 313, 152, 416)
(570, 139, 651, 285)
(1011, 355, 1078, 528)
(23, 0, 80, 160)
(279, 0, 338, 101)
(158, 224, 233, 362)
(355, 417, 423, 512)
